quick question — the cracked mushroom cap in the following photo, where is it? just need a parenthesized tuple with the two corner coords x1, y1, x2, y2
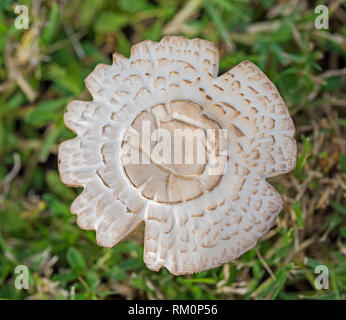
(58, 36, 296, 275)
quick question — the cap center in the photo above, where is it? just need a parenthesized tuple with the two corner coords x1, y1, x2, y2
(121, 100, 227, 204)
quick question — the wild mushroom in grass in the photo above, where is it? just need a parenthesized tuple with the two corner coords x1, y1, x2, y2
(58, 36, 296, 275)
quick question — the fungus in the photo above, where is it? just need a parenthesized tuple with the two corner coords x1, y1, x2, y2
(58, 36, 296, 275)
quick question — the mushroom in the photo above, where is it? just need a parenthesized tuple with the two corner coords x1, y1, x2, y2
(58, 36, 296, 275)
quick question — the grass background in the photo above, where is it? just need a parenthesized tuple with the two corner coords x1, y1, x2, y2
(0, 0, 345, 300)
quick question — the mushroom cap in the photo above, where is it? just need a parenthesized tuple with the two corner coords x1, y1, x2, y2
(58, 36, 296, 275)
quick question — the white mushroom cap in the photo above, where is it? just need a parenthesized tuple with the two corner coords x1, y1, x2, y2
(58, 36, 296, 275)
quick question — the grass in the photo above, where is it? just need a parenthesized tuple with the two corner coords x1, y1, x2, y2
(0, 0, 345, 300)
